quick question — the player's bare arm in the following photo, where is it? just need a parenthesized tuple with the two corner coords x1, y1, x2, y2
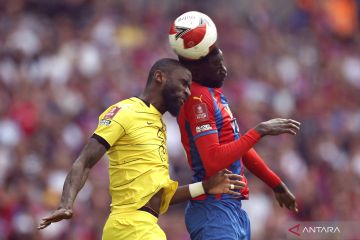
(170, 169, 246, 205)
(37, 138, 106, 230)
(273, 182, 298, 213)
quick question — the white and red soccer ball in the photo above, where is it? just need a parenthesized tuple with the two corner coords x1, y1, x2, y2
(169, 11, 217, 60)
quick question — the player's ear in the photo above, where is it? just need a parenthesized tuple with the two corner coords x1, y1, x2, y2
(154, 70, 166, 85)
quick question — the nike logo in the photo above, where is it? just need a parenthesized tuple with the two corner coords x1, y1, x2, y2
(147, 121, 154, 125)
(193, 95, 203, 102)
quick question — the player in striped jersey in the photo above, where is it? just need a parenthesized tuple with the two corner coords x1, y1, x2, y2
(177, 47, 300, 240)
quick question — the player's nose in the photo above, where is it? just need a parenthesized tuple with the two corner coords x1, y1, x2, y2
(184, 86, 191, 99)
(221, 65, 227, 74)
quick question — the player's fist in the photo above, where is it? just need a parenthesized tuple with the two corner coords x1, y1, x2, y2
(203, 169, 246, 196)
(37, 208, 73, 230)
(255, 118, 300, 136)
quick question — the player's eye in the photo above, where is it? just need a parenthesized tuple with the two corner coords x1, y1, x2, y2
(181, 79, 189, 87)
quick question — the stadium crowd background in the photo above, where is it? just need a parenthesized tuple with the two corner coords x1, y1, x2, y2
(1, 0, 360, 239)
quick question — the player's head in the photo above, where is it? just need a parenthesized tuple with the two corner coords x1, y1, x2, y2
(146, 58, 192, 116)
(178, 46, 227, 88)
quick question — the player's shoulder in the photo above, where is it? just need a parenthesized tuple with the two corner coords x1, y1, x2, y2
(187, 83, 213, 105)
(190, 82, 210, 94)
(180, 83, 214, 120)
(100, 98, 138, 120)
(116, 98, 139, 111)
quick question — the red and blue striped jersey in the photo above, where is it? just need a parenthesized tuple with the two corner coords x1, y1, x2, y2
(178, 82, 281, 199)
(178, 81, 242, 177)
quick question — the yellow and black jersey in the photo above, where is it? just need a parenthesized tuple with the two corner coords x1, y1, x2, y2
(92, 97, 177, 215)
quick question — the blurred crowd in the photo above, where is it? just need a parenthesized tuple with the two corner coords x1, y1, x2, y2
(1, 0, 360, 239)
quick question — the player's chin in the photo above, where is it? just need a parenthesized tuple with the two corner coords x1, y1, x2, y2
(167, 102, 182, 117)
(218, 75, 226, 85)
(213, 79, 224, 88)
(217, 80, 224, 88)
(168, 107, 180, 117)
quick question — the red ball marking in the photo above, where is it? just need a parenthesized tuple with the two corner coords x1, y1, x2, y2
(169, 22, 176, 35)
(181, 22, 206, 49)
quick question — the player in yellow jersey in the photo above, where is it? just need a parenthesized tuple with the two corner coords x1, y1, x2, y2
(38, 58, 246, 239)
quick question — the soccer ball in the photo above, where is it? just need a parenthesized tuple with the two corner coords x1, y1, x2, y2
(169, 11, 217, 60)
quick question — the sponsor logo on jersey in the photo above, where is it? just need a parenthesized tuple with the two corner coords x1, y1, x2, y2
(195, 124, 212, 133)
(193, 94, 203, 102)
(104, 106, 120, 119)
(193, 103, 208, 122)
(99, 119, 111, 126)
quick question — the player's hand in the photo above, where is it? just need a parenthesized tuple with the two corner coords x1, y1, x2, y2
(255, 118, 301, 136)
(273, 182, 298, 213)
(37, 207, 73, 230)
(203, 169, 245, 196)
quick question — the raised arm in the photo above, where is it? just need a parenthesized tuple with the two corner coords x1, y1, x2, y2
(38, 138, 106, 230)
(180, 92, 300, 177)
(194, 119, 300, 176)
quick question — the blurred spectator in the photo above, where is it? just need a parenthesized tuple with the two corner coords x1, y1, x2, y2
(1, 0, 360, 239)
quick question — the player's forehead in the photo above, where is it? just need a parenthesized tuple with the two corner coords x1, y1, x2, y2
(209, 49, 224, 62)
(172, 65, 192, 80)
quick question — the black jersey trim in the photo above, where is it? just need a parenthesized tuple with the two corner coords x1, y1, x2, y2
(91, 133, 110, 150)
(134, 96, 150, 107)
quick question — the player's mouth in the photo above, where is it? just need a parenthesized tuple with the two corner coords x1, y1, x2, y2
(179, 97, 185, 106)
(218, 69, 227, 79)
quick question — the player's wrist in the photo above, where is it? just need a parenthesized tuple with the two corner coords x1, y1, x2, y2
(189, 182, 206, 197)
(253, 124, 267, 137)
(59, 202, 73, 210)
(273, 182, 286, 193)
(249, 128, 262, 138)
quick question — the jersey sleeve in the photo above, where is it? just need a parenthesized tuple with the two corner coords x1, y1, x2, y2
(93, 105, 129, 148)
(185, 91, 261, 177)
(243, 148, 281, 188)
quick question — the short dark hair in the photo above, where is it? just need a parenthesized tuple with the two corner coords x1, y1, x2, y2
(146, 58, 184, 87)
(178, 46, 220, 68)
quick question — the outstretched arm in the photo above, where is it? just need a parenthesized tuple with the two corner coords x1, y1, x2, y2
(38, 138, 107, 230)
(194, 119, 300, 176)
(170, 169, 245, 205)
(242, 148, 281, 188)
(243, 149, 298, 212)
(179, 91, 300, 177)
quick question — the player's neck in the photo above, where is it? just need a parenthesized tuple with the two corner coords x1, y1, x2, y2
(139, 92, 166, 114)
(194, 79, 220, 89)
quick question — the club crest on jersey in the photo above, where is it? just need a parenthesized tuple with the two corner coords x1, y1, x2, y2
(104, 106, 121, 119)
(193, 103, 209, 122)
